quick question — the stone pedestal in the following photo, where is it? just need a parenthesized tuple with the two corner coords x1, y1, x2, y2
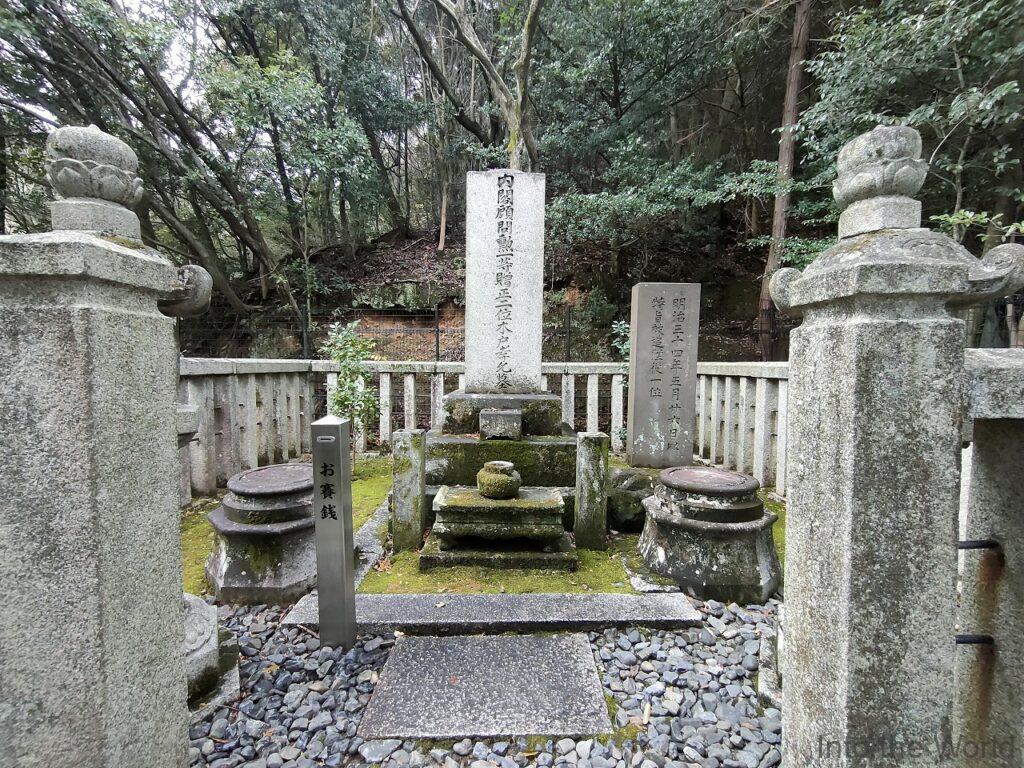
(639, 466, 779, 602)
(207, 463, 317, 604)
(769, 126, 1023, 767)
(0, 126, 211, 768)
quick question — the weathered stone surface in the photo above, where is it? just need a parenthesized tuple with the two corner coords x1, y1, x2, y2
(220, 463, 313, 524)
(442, 390, 562, 436)
(419, 531, 578, 571)
(282, 591, 701, 633)
(574, 432, 609, 550)
(432, 485, 565, 544)
(953, 416, 1024, 765)
(479, 407, 523, 440)
(183, 593, 240, 723)
(476, 460, 522, 499)
(638, 494, 780, 604)
(607, 466, 661, 532)
(0, 126, 190, 768)
(627, 283, 700, 468)
(359, 634, 611, 738)
(391, 429, 427, 551)
(768, 125, 1021, 767)
(206, 505, 317, 604)
(426, 434, 577, 487)
(46, 125, 144, 238)
(464, 170, 545, 393)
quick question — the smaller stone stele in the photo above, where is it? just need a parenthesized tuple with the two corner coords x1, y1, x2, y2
(476, 460, 522, 499)
(479, 408, 523, 440)
(638, 466, 780, 603)
(183, 593, 240, 723)
(206, 463, 318, 604)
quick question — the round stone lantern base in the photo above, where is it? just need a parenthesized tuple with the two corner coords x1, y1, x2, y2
(638, 466, 781, 603)
(206, 464, 318, 604)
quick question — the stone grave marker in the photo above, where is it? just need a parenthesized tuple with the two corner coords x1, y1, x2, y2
(626, 282, 701, 467)
(464, 169, 545, 393)
(311, 416, 357, 649)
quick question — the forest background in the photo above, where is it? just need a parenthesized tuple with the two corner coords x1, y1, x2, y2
(1, 0, 1022, 360)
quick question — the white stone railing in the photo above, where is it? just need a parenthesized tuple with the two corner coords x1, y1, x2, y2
(177, 358, 790, 499)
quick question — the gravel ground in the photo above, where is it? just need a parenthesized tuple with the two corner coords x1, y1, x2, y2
(189, 598, 781, 768)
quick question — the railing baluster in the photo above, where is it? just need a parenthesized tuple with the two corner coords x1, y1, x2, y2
(611, 373, 624, 452)
(587, 374, 600, 432)
(697, 375, 708, 459)
(404, 373, 416, 429)
(710, 376, 722, 465)
(561, 373, 575, 429)
(379, 372, 392, 445)
(431, 373, 445, 430)
(775, 379, 789, 495)
(354, 377, 367, 453)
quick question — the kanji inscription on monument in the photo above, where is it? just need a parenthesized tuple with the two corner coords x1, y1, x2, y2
(626, 282, 701, 467)
(464, 169, 545, 393)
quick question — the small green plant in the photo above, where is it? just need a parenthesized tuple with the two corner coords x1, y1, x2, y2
(319, 321, 380, 442)
(611, 320, 630, 360)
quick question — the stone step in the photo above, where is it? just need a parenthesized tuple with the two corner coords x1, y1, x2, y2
(283, 590, 702, 635)
(418, 531, 578, 572)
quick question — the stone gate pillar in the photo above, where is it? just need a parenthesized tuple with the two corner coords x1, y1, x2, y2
(770, 126, 1022, 767)
(0, 126, 210, 768)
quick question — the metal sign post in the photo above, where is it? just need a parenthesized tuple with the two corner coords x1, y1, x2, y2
(310, 416, 357, 648)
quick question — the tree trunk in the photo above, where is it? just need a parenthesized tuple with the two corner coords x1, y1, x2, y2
(757, 0, 812, 361)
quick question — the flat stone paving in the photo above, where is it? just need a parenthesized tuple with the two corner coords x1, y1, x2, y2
(358, 633, 612, 739)
(284, 591, 701, 634)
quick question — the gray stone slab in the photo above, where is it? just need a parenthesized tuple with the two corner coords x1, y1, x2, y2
(358, 633, 611, 738)
(283, 591, 700, 634)
(627, 282, 701, 468)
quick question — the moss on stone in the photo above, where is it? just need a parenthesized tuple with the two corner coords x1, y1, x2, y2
(102, 234, 145, 249)
(353, 455, 393, 530)
(599, 693, 644, 745)
(442, 488, 561, 511)
(359, 534, 641, 594)
(427, 437, 576, 487)
(759, 490, 786, 567)
(181, 496, 220, 594)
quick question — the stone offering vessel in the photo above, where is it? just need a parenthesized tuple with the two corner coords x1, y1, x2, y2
(638, 465, 780, 603)
(476, 460, 522, 499)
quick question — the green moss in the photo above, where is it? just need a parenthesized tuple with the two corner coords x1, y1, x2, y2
(353, 455, 393, 530)
(181, 496, 220, 594)
(609, 534, 677, 588)
(597, 693, 643, 745)
(428, 437, 576, 487)
(759, 491, 786, 566)
(102, 234, 144, 249)
(359, 534, 641, 594)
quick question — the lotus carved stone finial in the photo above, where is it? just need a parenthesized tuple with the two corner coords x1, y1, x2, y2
(833, 125, 928, 239)
(46, 125, 144, 238)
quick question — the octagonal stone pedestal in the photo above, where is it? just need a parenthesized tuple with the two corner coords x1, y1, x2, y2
(638, 466, 780, 603)
(206, 464, 317, 604)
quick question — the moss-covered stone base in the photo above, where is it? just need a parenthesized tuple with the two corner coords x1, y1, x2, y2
(442, 391, 563, 436)
(418, 532, 579, 571)
(427, 435, 577, 487)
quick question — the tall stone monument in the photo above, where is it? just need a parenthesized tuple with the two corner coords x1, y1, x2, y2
(0, 125, 211, 768)
(770, 126, 1022, 767)
(627, 282, 700, 467)
(440, 170, 562, 432)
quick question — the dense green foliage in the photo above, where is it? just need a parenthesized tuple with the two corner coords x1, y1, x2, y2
(1, 0, 1021, 343)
